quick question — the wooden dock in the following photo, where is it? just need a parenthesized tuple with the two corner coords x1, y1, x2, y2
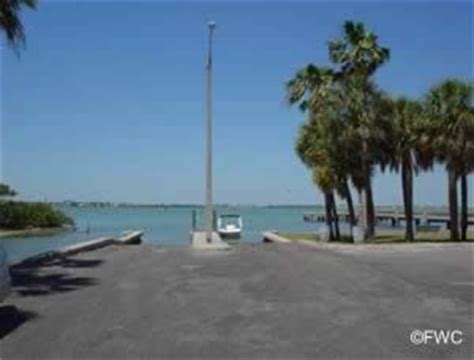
(303, 210, 474, 228)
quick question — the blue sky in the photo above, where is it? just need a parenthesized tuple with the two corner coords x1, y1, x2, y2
(1, 1, 472, 205)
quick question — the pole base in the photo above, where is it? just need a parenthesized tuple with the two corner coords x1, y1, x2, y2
(191, 231, 230, 250)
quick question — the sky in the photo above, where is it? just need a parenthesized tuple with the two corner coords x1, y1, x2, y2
(0, 0, 472, 205)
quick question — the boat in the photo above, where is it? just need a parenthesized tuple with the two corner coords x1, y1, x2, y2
(217, 214, 243, 238)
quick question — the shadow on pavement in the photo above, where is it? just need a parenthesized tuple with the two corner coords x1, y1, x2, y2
(36, 257, 103, 269)
(0, 305, 38, 339)
(9, 256, 101, 297)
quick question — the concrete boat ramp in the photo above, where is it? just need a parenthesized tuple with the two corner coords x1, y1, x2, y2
(2, 241, 472, 359)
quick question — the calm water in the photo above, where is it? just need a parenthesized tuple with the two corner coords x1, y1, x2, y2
(1, 205, 322, 264)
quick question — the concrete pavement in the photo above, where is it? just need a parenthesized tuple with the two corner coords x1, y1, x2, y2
(0, 242, 472, 359)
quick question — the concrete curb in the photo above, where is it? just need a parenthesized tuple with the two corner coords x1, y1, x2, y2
(294, 238, 474, 254)
(115, 230, 144, 245)
(59, 237, 115, 256)
(261, 231, 292, 244)
(11, 230, 144, 267)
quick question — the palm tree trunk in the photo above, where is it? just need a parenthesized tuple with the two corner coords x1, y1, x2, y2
(460, 173, 468, 242)
(366, 179, 376, 238)
(448, 168, 459, 241)
(330, 192, 340, 240)
(324, 192, 334, 241)
(359, 140, 369, 241)
(343, 179, 356, 226)
(401, 154, 414, 242)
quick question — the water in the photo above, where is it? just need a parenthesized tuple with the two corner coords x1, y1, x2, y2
(0, 205, 321, 264)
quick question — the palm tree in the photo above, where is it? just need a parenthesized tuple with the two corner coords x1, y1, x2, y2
(460, 109, 474, 241)
(425, 79, 473, 241)
(295, 119, 341, 241)
(288, 65, 360, 240)
(0, 0, 37, 49)
(328, 21, 390, 240)
(330, 76, 389, 239)
(386, 98, 424, 241)
(296, 122, 330, 238)
(286, 64, 335, 112)
(329, 21, 390, 78)
(287, 21, 390, 241)
(312, 167, 339, 241)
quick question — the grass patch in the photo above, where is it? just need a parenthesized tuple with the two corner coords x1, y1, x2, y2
(278, 232, 353, 243)
(375, 230, 474, 243)
(278, 230, 474, 244)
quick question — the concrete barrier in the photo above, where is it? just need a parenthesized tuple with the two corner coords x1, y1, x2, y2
(115, 230, 144, 245)
(11, 237, 113, 267)
(12, 231, 143, 267)
(58, 237, 115, 256)
(262, 231, 292, 244)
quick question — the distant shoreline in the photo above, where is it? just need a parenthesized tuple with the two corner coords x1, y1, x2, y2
(56, 203, 320, 209)
(51, 203, 473, 214)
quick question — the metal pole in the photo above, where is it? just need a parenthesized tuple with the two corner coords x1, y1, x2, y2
(205, 21, 216, 243)
(192, 209, 196, 231)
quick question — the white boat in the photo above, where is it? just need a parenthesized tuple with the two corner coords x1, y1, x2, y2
(217, 214, 243, 238)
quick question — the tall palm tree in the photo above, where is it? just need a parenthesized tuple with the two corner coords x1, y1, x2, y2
(332, 76, 389, 238)
(0, 0, 36, 49)
(313, 89, 358, 229)
(460, 109, 474, 241)
(312, 167, 340, 241)
(386, 98, 424, 241)
(426, 79, 473, 241)
(286, 64, 335, 112)
(288, 65, 359, 240)
(329, 21, 390, 78)
(328, 21, 390, 240)
(287, 21, 389, 241)
(295, 121, 339, 240)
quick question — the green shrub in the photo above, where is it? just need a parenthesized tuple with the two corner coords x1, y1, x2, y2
(0, 201, 74, 230)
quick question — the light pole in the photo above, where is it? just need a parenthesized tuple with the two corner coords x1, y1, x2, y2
(205, 21, 216, 243)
